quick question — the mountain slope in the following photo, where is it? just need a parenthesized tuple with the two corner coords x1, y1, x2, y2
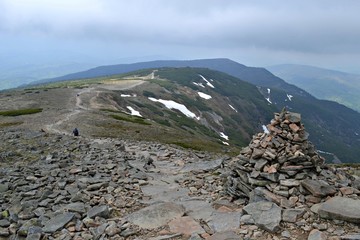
(29, 60, 360, 163)
(268, 64, 360, 112)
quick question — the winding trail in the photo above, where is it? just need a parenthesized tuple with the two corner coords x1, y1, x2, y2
(44, 88, 93, 135)
(44, 80, 145, 135)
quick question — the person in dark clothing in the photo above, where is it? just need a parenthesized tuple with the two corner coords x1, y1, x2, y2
(73, 128, 79, 136)
(143, 157, 156, 170)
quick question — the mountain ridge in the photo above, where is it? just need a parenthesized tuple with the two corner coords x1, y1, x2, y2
(268, 64, 360, 112)
(13, 65, 360, 163)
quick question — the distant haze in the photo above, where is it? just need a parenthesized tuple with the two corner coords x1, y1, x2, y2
(1, 0, 360, 88)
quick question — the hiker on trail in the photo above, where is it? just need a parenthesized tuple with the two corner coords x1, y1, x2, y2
(73, 128, 79, 136)
(143, 157, 156, 170)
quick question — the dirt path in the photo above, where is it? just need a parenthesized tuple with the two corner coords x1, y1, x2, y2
(44, 80, 145, 135)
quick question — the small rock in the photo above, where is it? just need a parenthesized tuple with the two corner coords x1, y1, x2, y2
(308, 229, 327, 240)
(0, 227, 10, 237)
(282, 209, 305, 223)
(0, 219, 10, 227)
(87, 205, 110, 219)
(301, 179, 336, 197)
(0, 183, 9, 193)
(280, 179, 300, 187)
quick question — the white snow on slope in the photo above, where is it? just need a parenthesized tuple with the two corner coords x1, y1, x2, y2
(127, 106, 142, 117)
(198, 92, 212, 99)
(219, 132, 229, 140)
(265, 88, 272, 104)
(262, 125, 270, 134)
(193, 82, 205, 88)
(199, 74, 215, 88)
(148, 97, 200, 120)
(286, 94, 293, 101)
(222, 141, 229, 146)
(229, 104, 238, 112)
(121, 94, 137, 97)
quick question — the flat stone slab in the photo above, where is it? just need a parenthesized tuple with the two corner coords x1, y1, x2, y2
(340, 234, 360, 240)
(207, 211, 242, 232)
(301, 179, 336, 197)
(318, 196, 360, 223)
(180, 158, 223, 173)
(43, 212, 75, 233)
(243, 201, 281, 233)
(181, 200, 214, 220)
(126, 202, 185, 229)
(168, 216, 205, 235)
(207, 231, 239, 240)
(141, 184, 190, 204)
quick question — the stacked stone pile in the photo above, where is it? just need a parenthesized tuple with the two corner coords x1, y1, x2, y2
(225, 110, 359, 205)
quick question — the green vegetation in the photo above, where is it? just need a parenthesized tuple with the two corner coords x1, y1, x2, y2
(149, 79, 176, 91)
(170, 141, 203, 151)
(142, 90, 157, 98)
(174, 94, 211, 111)
(0, 108, 43, 116)
(156, 67, 206, 88)
(110, 114, 151, 125)
(168, 139, 223, 152)
(154, 118, 171, 127)
(100, 108, 122, 113)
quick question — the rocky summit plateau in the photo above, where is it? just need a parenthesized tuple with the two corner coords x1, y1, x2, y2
(1, 109, 360, 240)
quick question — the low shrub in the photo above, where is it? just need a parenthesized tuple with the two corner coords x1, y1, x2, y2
(0, 108, 43, 116)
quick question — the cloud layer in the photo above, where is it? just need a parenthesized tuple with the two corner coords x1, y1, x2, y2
(1, 0, 360, 72)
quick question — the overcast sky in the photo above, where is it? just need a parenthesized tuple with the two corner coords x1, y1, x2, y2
(1, 0, 360, 73)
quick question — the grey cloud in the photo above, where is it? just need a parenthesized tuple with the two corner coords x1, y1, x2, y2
(1, 0, 360, 73)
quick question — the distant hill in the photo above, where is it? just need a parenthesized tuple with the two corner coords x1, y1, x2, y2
(30, 59, 360, 163)
(268, 64, 360, 113)
(0, 62, 95, 90)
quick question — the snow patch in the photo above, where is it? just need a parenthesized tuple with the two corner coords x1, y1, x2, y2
(127, 106, 142, 117)
(121, 94, 137, 97)
(317, 150, 333, 155)
(222, 141, 229, 146)
(219, 132, 229, 140)
(286, 94, 293, 101)
(199, 74, 215, 88)
(262, 125, 270, 134)
(198, 92, 212, 99)
(148, 97, 200, 120)
(229, 104, 238, 112)
(265, 88, 272, 104)
(193, 82, 205, 88)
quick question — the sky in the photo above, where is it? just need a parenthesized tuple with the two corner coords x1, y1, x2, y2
(1, 0, 360, 77)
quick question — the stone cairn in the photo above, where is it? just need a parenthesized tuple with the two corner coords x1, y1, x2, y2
(225, 109, 344, 204)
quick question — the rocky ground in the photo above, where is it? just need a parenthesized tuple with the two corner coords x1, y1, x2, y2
(1, 85, 360, 240)
(0, 128, 360, 240)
